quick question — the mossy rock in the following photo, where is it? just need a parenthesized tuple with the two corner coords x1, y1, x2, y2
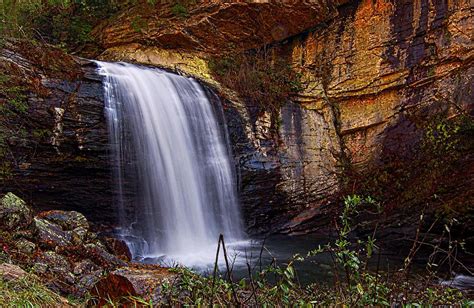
(0, 193, 33, 231)
(33, 218, 72, 249)
(36, 210, 91, 246)
(14, 238, 36, 255)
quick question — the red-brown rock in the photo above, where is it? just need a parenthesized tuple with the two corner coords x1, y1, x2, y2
(94, 1, 352, 54)
(92, 265, 177, 305)
(102, 237, 132, 262)
(0, 263, 28, 281)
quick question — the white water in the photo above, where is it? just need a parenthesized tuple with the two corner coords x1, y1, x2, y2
(97, 61, 246, 268)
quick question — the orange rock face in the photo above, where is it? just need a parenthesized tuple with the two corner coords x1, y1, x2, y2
(95, 1, 350, 53)
(276, 0, 473, 232)
(94, 0, 473, 234)
(282, 0, 473, 166)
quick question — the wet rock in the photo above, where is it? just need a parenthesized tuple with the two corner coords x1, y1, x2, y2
(441, 275, 474, 291)
(34, 218, 72, 249)
(15, 238, 36, 255)
(92, 265, 177, 304)
(84, 243, 127, 269)
(102, 237, 132, 261)
(0, 41, 113, 230)
(0, 263, 28, 281)
(0, 193, 33, 231)
(38, 210, 89, 231)
(72, 259, 99, 275)
(36, 251, 75, 284)
(75, 270, 104, 297)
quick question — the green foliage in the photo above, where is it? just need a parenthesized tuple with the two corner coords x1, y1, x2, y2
(170, 0, 196, 18)
(423, 116, 467, 155)
(209, 49, 303, 116)
(0, 0, 125, 49)
(131, 15, 147, 33)
(343, 109, 473, 226)
(105, 195, 470, 307)
(0, 74, 29, 180)
(171, 3, 188, 18)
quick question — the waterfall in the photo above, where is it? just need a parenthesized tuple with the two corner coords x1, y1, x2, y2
(97, 61, 245, 266)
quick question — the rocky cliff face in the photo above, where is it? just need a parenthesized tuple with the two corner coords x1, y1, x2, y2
(94, 0, 473, 234)
(93, 1, 350, 54)
(0, 40, 113, 228)
(1, 1, 472, 236)
(284, 0, 473, 166)
(272, 0, 474, 233)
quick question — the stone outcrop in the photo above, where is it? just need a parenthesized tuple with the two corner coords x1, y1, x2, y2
(94, 1, 351, 55)
(1, 1, 473, 237)
(0, 193, 130, 297)
(0, 40, 113, 227)
(92, 265, 177, 305)
(273, 0, 474, 232)
(94, 1, 352, 85)
(0, 263, 28, 281)
(95, 0, 473, 235)
(282, 0, 473, 166)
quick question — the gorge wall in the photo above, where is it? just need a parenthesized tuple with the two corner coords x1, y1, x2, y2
(271, 0, 474, 234)
(95, 0, 473, 235)
(1, 0, 472, 236)
(0, 41, 113, 228)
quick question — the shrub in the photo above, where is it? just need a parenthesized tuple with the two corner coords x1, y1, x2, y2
(209, 49, 302, 116)
(0, 0, 125, 50)
(171, 3, 188, 18)
(104, 195, 472, 306)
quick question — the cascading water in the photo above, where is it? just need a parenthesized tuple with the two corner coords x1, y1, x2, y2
(97, 61, 245, 267)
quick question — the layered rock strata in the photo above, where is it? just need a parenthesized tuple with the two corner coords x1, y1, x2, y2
(0, 40, 113, 226)
(96, 0, 473, 234)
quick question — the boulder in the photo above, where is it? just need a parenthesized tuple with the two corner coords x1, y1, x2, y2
(74, 270, 103, 297)
(15, 238, 36, 255)
(38, 210, 90, 244)
(37, 210, 89, 231)
(35, 251, 75, 286)
(92, 265, 177, 304)
(72, 259, 99, 275)
(84, 243, 127, 269)
(0, 263, 28, 281)
(102, 237, 132, 261)
(32, 262, 48, 275)
(36, 251, 71, 274)
(0, 193, 33, 231)
(33, 218, 72, 249)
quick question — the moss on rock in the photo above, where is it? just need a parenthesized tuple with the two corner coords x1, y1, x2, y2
(0, 193, 33, 231)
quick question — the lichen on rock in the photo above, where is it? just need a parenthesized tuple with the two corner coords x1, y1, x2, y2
(0, 193, 33, 231)
(0, 192, 131, 298)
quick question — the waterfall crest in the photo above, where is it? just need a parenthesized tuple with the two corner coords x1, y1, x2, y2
(97, 61, 244, 266)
